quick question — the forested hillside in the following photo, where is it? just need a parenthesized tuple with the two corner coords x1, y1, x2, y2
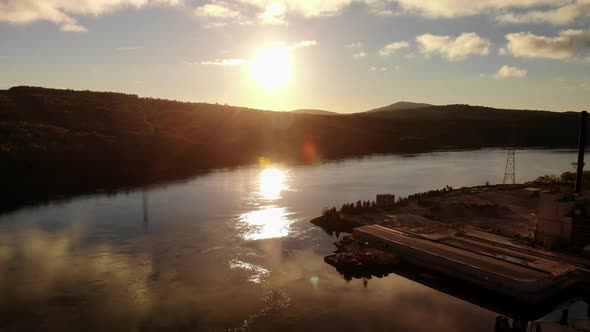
(0, 86, 585, 212)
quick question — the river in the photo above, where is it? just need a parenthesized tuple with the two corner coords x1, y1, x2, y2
(0, 149, 584, 331)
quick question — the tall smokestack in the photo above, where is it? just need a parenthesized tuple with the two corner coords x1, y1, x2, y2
(575, 111, 587, 194)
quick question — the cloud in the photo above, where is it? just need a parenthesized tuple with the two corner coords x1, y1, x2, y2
(292, 40, 318, 48)
(200, 59, 247, 66)
(369, 66, 388, 71)
(379, 41, 410, 56)
(259, 3, 288, 25)
(416, 32, 491, 61)
(501, 29, 590, 60)
(60, 22, 88, 32)
(194, 2, 254, 27)
(194, 0, 355, 26)
(353, 50, 367, 58)
(0, 0, 180, 32)
(346, 42, 367, 59)
(195, 3, 241, 19)
(199, 40, 316, 67)
(496, 1, 590, 25)
(346, 42, 363, 49)
(194, 0, 588, 27)
(494, 65, 528, 78)
(394, 0, 569, 18)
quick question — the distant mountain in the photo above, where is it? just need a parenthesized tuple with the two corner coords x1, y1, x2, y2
(366, 101, 433, 113)
(290, 109, 338, 115)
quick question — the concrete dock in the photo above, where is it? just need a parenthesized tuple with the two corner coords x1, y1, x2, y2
(351, 221, 590, 300)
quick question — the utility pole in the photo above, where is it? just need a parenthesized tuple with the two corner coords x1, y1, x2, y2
(503, 148, 516, 185)
(142, 190, 149, 232)
(575, 111, 588, 193)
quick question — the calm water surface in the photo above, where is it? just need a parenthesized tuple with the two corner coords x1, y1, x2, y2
(0, 149, 583, 331)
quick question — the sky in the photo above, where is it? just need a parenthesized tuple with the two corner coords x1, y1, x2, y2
(0, 0, 589, 113)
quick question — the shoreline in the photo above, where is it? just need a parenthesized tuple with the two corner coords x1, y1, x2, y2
(310, 180, 590, 299)
(2, 147, 582, 216)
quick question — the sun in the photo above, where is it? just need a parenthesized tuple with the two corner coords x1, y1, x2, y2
(249, 43, 292, 90)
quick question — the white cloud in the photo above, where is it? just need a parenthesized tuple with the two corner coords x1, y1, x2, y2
(188, 0, 590, 27)
(0, 0, 180, 32)
(370, 8, 397, 16)
(379, 41, 410, 56)
(395, 0, 569, 18)
(369, 66, 388, 71)
(416, 32, 491, 61)
(200, 59, 247, 66)
(502, 30, 590, 60)
(5, 0, 584, 31)
(346, 42, 364, 49)
(497, 1, 590, 25)
(494, 65, 528, 78)
(346, 42, 367, 59)
(199, 40, 316, 66)
(259, 3, 287, 25)
(195, 3, 241, 19)
(60, 22, 88, 32)
(353, 51, 367, 58)
(292, 40, 318, 48)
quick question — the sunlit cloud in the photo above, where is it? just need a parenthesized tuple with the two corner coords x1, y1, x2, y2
(292, 40, 318, 49)
(500, 30, 590, 60)
(416, 32, 491, 61)
(199, 0, 576, 24)
(60, 22, 88, 32)
(394, 0, 569, 18)
(0, 0, 181, 32)
(194, 3, 241, 19)
(494, 65, 528, 78)
(198, 40, 316, 70)
(2, 0, 587, 32)
(496, 1, 590, 25)
(200, 59, 248, 66)
(379, 41, 410, 57)
(259, 3, 288, 25)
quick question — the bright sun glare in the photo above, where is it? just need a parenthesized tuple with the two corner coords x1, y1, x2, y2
(259, 167, 287, 200)
(249, 43, 292, 90)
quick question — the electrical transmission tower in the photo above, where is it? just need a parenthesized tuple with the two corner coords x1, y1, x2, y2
(503, 148, 516, 185)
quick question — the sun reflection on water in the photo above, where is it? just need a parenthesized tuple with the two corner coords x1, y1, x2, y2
(229, 259, 270, 284)
(259, 167, 289, 200)
(239, 206, 295, 240)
